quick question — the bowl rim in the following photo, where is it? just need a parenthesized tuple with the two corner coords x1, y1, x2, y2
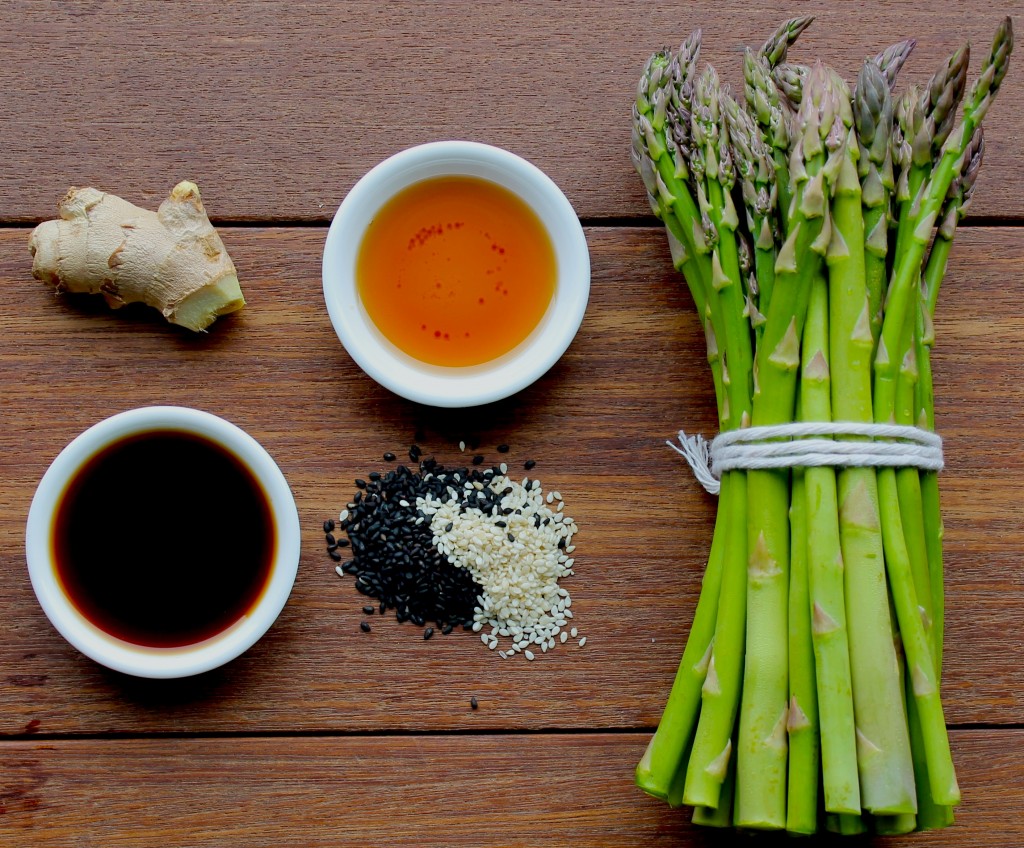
(24, 406, 301, 679)
(322, 140, 590, 408)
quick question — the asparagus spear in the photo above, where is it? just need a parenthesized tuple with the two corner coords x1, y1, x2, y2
(759, 16, 814, 68)
(854, 61, 895, 347)
(874, 39, 918, 90)
(632, 36, 734, 801)
(722, 95, 774, 347)
(681, 69, 755, 812)
(744, 50, 794, 239)
(827, 67, 918, 817)
(800, 80, 865, 818)
(732, 62, 838, 831)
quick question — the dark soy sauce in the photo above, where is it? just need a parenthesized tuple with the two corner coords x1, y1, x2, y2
(52, 429, 275, 648)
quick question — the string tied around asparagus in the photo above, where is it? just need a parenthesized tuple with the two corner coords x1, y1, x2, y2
(670, 422, 944, 496)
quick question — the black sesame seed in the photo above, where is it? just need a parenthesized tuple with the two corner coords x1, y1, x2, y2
(360, 621, 371, 633)
(508, 533, 515, 543)
(323, 519, 336, 533)
(327, 543, 339, 552)
(470, 697, 479, 710)
(472, 454, 484, 465)
(355, 479, 367, 489)
(329, 550, 342, 561)
(325, 533, 336, 546)
(423, 627, 434, 640)
(558, 537, 567, 549)
(337, 538, 350, 547)
(442, 624, 454, 635)
(383, 452, 396, 462)
(369, 471, 381, 481)
(524, 459, 536, 470)
(497, 444, 510, 453)
(363, 605, 375, 616)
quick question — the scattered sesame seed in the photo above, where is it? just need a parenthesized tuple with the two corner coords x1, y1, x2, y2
(470, 696, 478, 709)
(524, 650, 535, 661)
(459, 441, 466, 452)
(335, 566, 345, 578)
(497, 444, 510, 453)
(338, 509, 349, 522)
(323, 519, 336, 533)
(524, 459, 536, 470)
(383, 452, 396, 462)
(360, 621, 371, 633)
(560, 631, 568, 643)
(578, 637, 587, 647)
(570, 627, 578, 638)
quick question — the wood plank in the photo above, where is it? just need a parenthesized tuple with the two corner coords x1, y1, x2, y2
(0, 227, 1021, 735)
(0, 730, 1020, 845)
(1, 0, 1021, 223)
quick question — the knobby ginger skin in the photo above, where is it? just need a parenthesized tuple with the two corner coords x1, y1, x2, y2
(29, 181, 245, 331)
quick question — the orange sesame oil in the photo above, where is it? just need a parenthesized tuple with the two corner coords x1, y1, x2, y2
(356, 176, 556, 367)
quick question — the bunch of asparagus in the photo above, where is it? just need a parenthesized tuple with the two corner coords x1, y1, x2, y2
(631, 17, 1012, 834)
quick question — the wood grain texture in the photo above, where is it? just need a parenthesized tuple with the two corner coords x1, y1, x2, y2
(0, 731, 1020, 845)
(0, 0, 1021, 223)
(0, 226, 1020, 736)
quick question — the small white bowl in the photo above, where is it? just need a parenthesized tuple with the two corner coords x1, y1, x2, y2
(25, 406, 301, 679)
(322, 141, 590, 407)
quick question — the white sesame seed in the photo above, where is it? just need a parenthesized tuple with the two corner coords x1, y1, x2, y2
(500, 463, 508, 474)
(459, 441, 466, 452)
(488, 640, 498, 650)
(570, 627, 578, 638)
(399, 499, 410, 507)
(338, 509, 349, 522)
(499, 651, 507, 659)
(480, 633, 490, 645)
(472, 621, 483, 632)
(578, 637, 587, 647)
(335, 566, 345, 578)
(524, 650, 535, 661)
(560, 631, 568, 643)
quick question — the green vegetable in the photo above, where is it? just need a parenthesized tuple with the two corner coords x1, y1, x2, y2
(631, 16, 1013, 833)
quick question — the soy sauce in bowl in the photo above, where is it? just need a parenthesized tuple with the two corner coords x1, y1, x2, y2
(51, 429, 275, 648)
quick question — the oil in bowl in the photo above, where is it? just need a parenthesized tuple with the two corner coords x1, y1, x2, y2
(356, 176, 556, 367)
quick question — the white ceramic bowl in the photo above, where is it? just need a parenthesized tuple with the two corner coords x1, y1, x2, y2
(25, 406, 301, 679)
(322, 141, 590, 407)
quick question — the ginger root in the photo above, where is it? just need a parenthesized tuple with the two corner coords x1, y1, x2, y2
(29, 181, 245, 332)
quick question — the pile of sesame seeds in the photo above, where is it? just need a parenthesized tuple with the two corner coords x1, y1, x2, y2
(324, 443, 583, 659)
(419, 469, 582, 659)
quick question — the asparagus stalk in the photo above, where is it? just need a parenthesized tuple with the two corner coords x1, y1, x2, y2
(787, 397, 818, 832)
(632, 35, 737, 800)
(874, 39, 918, 90)
(733, 62, 838, 831)
(723, 96, 774, 350)
(802, 113, 861, 813)
(759, 16, 814, 68)
(681, 69, 755, 811)
(918, 129, 984, 671)
(827, 68, 917, 816)
(744, 50, 793, 240)
(854, 61, 895, 348)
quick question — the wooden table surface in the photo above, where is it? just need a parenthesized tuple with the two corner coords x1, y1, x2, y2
(2, 2, 1022, 845)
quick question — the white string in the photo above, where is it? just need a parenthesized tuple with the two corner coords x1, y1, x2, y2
(669, 422, 944, 496)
